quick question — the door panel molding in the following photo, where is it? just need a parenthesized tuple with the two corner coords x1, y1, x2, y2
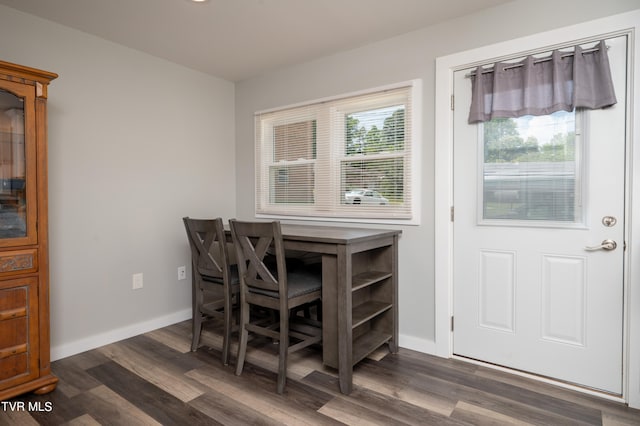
(540, 254, 587, 346)
(479, 250, 516, 333)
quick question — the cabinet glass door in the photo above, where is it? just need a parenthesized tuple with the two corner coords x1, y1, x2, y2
(0, 82, 36, 245)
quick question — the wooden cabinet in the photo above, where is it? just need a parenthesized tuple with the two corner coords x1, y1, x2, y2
(0, 60, 58, 400)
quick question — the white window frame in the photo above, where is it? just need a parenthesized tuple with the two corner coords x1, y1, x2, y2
(254, 80, 422, 225)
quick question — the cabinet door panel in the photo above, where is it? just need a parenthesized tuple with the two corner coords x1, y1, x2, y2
(0, 278, 39, 390)
(0, 285, 26, 310)
(0, 317, 27, 348)
(0, 80, 37, 247)
(0, 354, 28, 381)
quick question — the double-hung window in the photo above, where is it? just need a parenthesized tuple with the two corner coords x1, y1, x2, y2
(255, 81, 420, 222)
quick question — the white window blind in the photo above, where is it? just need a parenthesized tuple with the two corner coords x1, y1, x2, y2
(255, 82, 417, 221)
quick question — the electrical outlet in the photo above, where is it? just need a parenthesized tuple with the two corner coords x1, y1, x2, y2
(178, 266, 186, 280)
(132, 273, 143, 290)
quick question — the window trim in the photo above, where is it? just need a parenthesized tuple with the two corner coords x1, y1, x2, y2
(254, 79, 422, 226)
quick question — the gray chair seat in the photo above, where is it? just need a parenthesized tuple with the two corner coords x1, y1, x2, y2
(248, 268, 321, 298)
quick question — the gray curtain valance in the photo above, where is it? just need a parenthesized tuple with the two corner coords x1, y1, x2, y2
(468, 40, 617, 124)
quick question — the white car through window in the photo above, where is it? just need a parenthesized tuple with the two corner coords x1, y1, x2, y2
(344, 189, 389, 205)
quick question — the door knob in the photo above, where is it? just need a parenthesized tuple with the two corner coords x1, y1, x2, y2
(584, 239, 617, 251)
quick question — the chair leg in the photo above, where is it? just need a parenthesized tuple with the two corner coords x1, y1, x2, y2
(235, 301, 251, 376)
(277, 309, 289, 394)
(221, 291, 233, 366)
(191, 307, 203, 352)
(191, 277, 202, 352)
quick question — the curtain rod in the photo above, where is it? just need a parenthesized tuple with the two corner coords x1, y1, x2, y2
(466, 45, 607, 78)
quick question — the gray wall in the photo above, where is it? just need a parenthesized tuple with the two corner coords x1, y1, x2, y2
(0, 6, 236, 358)
(234, 0, 640, 351)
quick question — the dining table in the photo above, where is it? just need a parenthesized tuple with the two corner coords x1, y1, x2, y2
(240, 223, 401, 395)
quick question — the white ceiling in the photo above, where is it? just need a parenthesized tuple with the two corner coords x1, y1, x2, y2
(0, 0, 512, 82)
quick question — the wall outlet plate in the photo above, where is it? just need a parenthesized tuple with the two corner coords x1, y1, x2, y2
(132, 273, 143, 290)
(178, 266, 186, 280)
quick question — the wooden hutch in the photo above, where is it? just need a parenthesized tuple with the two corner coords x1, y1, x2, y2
(0, 60, 58, 400)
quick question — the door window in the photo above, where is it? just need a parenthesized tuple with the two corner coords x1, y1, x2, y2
(479, 110, 584, 226)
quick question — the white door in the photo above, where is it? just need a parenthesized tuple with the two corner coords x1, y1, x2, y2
(453, 35, 628, 394)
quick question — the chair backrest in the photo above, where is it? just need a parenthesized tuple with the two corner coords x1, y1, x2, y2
(183, 217, 232, 282)
(229, 219, 287, 296)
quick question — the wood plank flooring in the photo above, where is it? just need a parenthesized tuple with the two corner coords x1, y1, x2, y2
(2, 319, 640, 425)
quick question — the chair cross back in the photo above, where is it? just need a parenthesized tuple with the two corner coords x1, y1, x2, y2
(185, 218, 226, 281)
(233, 224, 282, 293)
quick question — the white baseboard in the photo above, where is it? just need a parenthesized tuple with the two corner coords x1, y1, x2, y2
(51, 315, 436, 362)
(398, 334, 437, 355)
(50, 309, 192, 361)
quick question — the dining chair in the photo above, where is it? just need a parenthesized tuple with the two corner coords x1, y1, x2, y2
(183, 217, 239, 365)
(229, 219, 322, 393)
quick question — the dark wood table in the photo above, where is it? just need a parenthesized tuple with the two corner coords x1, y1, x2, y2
(278, 224, 401, 394)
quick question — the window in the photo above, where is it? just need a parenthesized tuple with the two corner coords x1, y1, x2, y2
(255, 81, 420, 222)
(480, 110, 584, 226)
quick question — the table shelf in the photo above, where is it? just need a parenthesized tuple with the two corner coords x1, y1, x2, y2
(352, 270, 392, 292)
(352, 300, 392, 329)
(352, 330, 393, 366)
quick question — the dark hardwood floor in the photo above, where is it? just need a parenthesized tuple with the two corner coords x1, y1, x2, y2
(3, 319, 640, 425)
